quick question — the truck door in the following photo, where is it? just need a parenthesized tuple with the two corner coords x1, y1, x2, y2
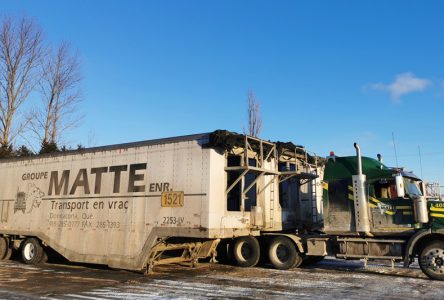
(369, 179, 415, 233)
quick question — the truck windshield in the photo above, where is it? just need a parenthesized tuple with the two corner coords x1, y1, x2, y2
(404, 178, 422, 197)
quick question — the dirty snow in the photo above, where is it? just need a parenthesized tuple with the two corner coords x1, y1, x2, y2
(0, 258, 442, 299)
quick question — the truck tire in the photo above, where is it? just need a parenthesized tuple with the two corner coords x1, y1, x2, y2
(21, 238, 44, 265)
(419, 240, 444, 280)
(268, 236, 302, 270)
(233, 236, 260, 267)
(0, 237, 8, 260)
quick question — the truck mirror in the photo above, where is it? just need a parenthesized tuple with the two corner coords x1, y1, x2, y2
(395, 175, 405, 198)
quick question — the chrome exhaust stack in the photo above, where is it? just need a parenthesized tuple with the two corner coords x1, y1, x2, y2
(353, 143, 372, 236)
(413, 182, 429, 224)
(355, 143, 363, 175)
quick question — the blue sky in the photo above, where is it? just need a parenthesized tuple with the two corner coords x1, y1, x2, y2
(1, 1, 444, 185)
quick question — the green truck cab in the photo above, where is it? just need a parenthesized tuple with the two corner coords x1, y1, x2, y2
(319, 144, 444, 280)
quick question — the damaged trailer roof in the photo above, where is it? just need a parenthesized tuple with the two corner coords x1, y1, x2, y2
(207, 130, 323, 165)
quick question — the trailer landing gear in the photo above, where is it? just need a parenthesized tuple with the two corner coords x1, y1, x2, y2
(145, 239, 220, 274)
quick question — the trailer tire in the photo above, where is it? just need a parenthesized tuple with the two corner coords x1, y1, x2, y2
(3, 248, 12, 260)
(0, 237, 8, 260)
(21, 238, 44, 265)
(268, 236, 302, 270)
(233, 236, 260, 267)
(419, 240, 444, 280)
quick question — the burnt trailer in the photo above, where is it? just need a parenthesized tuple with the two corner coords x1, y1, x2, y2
(0, 131, 319, 272)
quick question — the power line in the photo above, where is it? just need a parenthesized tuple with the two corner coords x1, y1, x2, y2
(418, 145, 423, 179)
(392, 132, 399, 168)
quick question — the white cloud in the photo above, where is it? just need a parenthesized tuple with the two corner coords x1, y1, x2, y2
(370, 72, 431, 102)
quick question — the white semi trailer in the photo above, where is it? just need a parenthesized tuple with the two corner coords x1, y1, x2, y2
(0, 131, 318, 272)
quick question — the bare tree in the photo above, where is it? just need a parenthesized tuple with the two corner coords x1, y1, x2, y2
(0, 16, 44, 147)
(33, 41, 82, 150)
(246, 90, 262, 137)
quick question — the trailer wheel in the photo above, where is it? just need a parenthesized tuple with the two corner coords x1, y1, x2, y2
(21, 238, 44, 265)
(419, 240, 444, 280)
(268, 236, 302, 270)
(233, 236, 260, 267)
(3, 248, 12, 261)
(0, 237, 8, 260)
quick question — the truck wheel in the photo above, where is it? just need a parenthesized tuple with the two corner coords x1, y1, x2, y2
(0, 237, 8, 260)
(233, 236, 260, 267)
(21, 238, 44, 265)
(419, 240, 444, 280)
(268, 236, 302, 270)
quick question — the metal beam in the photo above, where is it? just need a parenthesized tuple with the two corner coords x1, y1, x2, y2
(244, 172, 265, 195)
(258, 176, 277, 195)
(226, 169, 249, 195)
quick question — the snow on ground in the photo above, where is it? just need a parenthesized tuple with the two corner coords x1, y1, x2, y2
(0, 258, 442, 299)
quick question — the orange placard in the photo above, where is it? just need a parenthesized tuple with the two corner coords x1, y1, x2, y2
(161, 191, 184, 207)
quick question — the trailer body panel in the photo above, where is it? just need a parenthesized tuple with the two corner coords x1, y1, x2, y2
(0, 134, 258, 270)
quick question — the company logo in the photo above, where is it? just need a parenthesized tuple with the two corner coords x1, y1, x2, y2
(14, 183, 45, 214)
(377, 202, 396, 215)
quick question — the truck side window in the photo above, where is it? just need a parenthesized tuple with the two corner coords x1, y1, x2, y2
(389, 185, 397, 199)
(373, 180, 397, 199)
